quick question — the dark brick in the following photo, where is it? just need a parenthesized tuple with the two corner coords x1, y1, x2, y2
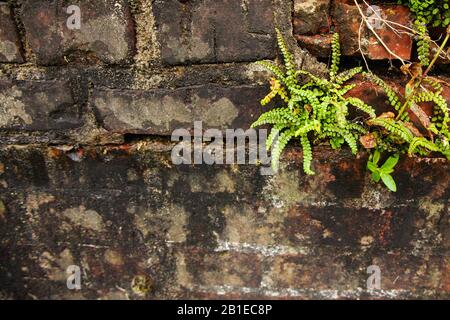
(0, 3, 23, 63)
(0, 144, 448, 299)
(92, 85, 269, 135)
(264, 249, 446, 296)
(293, 0, 331, 35)
(20, 0, 135, 65)
(153, 0, 276, 65)
(175, 247, 262, 289)
(0, 80, 80, 131)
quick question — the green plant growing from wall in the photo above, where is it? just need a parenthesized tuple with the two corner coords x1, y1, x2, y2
(399, 0, 450, 27)
(253, 27, 449, 192)
(361, 26, 450, 190)
(252, 31, 375, 174)
(398, 0, 450, 66)
(366, 151, 399, 192)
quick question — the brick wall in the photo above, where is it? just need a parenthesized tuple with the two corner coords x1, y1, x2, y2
(0, 0, 448, 299)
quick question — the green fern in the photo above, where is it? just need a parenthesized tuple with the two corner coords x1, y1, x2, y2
(253, 32, 376, 174)
(330, 33, 341, 81)
(363, 72, 408, 120)
(300, 134, 314, 175)
(408, 137, 441, 155)
(368, 118, 415, 143)
(415, 20, 431, 66)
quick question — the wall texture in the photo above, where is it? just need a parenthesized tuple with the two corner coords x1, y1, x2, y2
(0, 0, 448, 299)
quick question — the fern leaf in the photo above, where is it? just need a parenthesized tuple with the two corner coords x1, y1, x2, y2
(347, 97, 376, 118)
(256, 60, 286, 83)
(408, 137, 440, 156)
(335, 67, 362, 85)
(271, 128, 295, 171)
(300, 134, 315, 175)
(363, 72, 407, 120)
(330, 33, 341, 80)
(369, 118, 414, 143)
(275, 28, 295, 78)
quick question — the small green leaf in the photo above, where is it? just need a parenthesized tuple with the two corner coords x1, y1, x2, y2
(372, 150, 381, 165)
(381, 173, 397, 192)
(381, 168, 395, 175)
(372, 171, 381, 183)
(367, 161, 378, 173)
(381, 154, 399, 171)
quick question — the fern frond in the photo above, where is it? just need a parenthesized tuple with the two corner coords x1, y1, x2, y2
(266, 125, 285, 151)
(335, 67, 363, 85)
(271, 128, 295, 171)
(413, 91, 436, 103)
(346, 123, 368, 134)
(330, 33, 341, 80)
(251, 108, 292, 128)
(290, 88, 321, 107)
(432, 93, 449, 121)
(424, 78, 443, 93)
(300, 134, 315, 175)
(256, 60, 286, 83)
(346, 97, 376, 118)
(295, 120, 320, 137)
(369, 118, 415, 143)
(363, 72, 407, 120)
(335, 84, 356, 96)
(408, 137, 440, 156)
(415, 20, 431, 67)
(342, 130, 358, 154)
(275, 28, 296, 80)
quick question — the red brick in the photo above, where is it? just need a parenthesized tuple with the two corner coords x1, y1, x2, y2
(366, 6, 413, 60)
(296, 1, 413, 60)
(294, 34, 332, 58)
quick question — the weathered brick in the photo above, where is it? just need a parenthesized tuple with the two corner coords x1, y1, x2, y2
(333, 1, 413, 59)
(297, 1, 413, 60)
(175, 247, 262, 289)
(262, 250, 363, 292)
(0, 3, 23, 63)
(0, 80, 80, 131)
(369, 253, 446, 292)
(0, 144, 448, 299)
(92, 85, 268, 135)
(21, 0, 135, 65)
(293, 0, 331, 35)
(152, 0, 276, 65)
(263, 250, 447, 296)
(294, 34, 332, 58)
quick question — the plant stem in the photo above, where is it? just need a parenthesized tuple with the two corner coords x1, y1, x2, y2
(424, 32, 450, 76)
(396, 30, 450, 120)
